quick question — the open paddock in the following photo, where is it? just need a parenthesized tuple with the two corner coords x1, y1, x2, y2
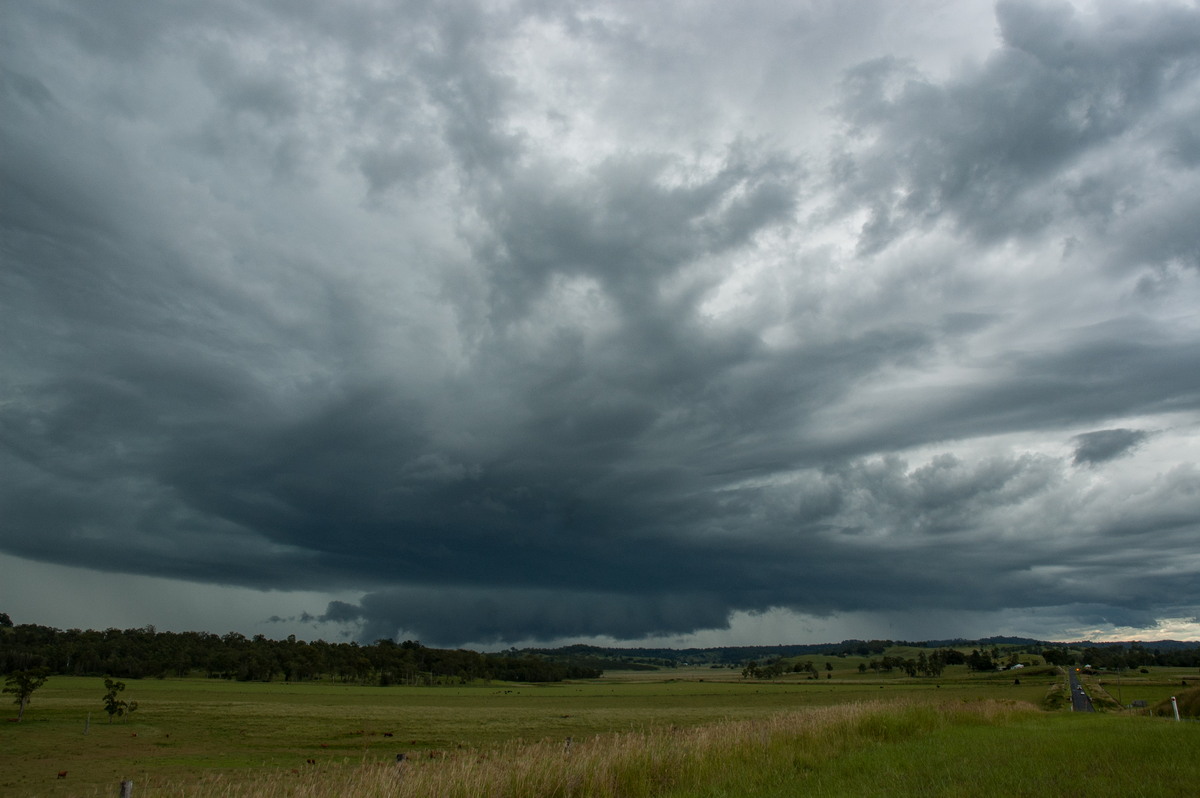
(0, 666, 1193, 797)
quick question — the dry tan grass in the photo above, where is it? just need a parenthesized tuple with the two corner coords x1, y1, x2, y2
(118, 699, 1036, 798)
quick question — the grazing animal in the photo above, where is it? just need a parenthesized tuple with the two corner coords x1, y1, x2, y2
(57, 771, 68, 779)
(383, 732, 393, 737)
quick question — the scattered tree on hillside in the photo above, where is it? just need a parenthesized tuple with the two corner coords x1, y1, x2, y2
(791, 660, 817, 677)
(4, 667, 49, 721)
(925, 650, 947, 677)
(940, 648, 967, 665)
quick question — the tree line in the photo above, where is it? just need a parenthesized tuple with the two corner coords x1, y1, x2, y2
(0, 615, 600, 684)
(1037, 642, 1200, 670)
(742, 649, 965, 679)
(738, 643, 1200, 680)
(531, 639, 899, 668)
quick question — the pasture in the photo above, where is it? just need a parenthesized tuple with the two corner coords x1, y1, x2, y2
(1085, 668, 1196, 712)
(2, 664, 1197, 797)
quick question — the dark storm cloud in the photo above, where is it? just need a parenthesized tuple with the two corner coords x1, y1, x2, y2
(477, 147, 800, 322)
(3, 0, 1199, 645)
(324, 588, 734, 647)
(1072, 429, 1150, 466)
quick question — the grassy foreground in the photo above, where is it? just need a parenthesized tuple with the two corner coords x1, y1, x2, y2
(77, 701, 1200, 798)
(3, 668, 1198, 796)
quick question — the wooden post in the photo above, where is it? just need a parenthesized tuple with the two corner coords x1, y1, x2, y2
(119, 779, 133, 797)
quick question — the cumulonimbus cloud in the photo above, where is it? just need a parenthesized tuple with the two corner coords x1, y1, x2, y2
(1, 0, 1198, 645)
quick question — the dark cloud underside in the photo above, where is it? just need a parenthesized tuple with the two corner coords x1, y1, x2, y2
(2, 0, 1199, 645)
(1072, 428, 1150, 466)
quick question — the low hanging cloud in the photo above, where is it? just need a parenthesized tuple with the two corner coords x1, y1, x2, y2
(2, 0, 1199, 646)
(323, 589, 735, 647)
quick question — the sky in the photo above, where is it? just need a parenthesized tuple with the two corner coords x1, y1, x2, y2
(2, 0, 1200, 650)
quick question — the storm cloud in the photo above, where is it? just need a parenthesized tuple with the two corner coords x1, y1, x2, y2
(2, 0, 1198, 646)
(1072, 428, 1151, 465)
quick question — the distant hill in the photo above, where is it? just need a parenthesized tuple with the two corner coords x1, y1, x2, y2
(921, 636, 1044, 648)
(515, 640, 899, 668)
(4, 614, 1197, 678)
(1057, 639, 1200, 651)
(519, 637, 1200, 669)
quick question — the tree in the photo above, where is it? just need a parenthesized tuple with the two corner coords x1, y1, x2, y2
(761, 660, 786, 679)
(4, 667, 49, 721)
(966, 649, 996, 672)
(103, 678, 128, 722)
(940, 648, 967, 666)
(1042, 647, 1075, 667)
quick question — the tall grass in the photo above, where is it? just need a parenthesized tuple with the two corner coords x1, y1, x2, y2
(54, 697, 1200, 797)
(104, 700, 1040, 798)
(1154, 687, 1200, 718)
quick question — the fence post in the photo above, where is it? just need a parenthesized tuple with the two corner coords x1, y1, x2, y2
(119, 779, 133, 797)
(1170, 696, 1180, 722)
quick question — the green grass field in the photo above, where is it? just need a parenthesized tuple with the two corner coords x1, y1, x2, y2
(2, 664, 1197, 797)
(1085, 670, 1196, 711)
